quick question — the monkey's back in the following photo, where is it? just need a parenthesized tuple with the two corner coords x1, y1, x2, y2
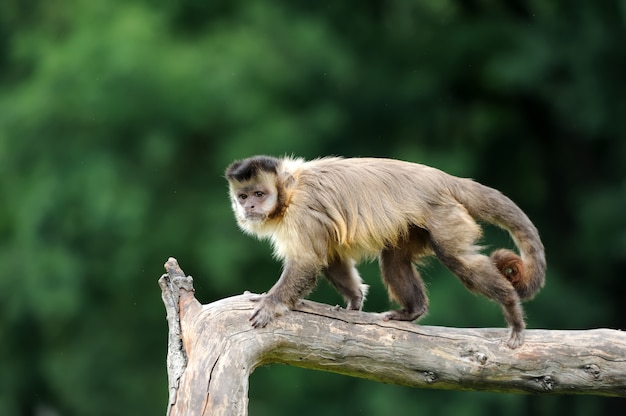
(280, 157, 460, 261)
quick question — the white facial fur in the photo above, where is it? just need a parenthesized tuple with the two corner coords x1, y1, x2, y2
(229, 174, 278, 235)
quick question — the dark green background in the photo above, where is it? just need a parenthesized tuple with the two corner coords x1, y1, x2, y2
(1, 0, 624, 414)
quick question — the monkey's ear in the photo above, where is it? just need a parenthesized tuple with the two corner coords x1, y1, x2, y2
(282, 172, 296, 190)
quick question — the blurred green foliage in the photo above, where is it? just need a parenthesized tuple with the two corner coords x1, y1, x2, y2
(1, 0, 625, 414)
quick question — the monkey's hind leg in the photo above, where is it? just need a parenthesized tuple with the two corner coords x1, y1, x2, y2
(323, 257, 369, 311)
(438, 250, 526, 348)
(467, 258, 526, 348)
(379, 229, 430, 322)
(428, 207, 526, 348)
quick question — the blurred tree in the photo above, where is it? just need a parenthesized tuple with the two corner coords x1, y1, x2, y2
(0, 0, 624, 414)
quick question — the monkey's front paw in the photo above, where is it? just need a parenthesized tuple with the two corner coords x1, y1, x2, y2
(345, 298, 363, 311)
(248, 292, 267, 302)
(249, 297, 290, 328)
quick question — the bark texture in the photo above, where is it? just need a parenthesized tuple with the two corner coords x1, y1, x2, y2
(160, 258, 626, 416)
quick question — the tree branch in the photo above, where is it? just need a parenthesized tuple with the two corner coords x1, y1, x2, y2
(160, 258, 626, 416)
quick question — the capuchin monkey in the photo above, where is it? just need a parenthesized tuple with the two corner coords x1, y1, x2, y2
(225, 155, 546, 349)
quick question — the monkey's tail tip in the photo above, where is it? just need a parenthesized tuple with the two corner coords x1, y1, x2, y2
(491, 249, 541, 301)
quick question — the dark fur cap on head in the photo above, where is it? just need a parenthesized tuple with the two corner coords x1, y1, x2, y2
(225, 155, 279, 182)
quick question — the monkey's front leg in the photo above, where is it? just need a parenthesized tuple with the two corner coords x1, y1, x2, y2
(249, 260, 319, 328)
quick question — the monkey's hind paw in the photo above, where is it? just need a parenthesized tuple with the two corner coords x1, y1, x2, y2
(249, 297, 289, 328)
(506, 329, 525, 349)
(382, 307, 427, 322)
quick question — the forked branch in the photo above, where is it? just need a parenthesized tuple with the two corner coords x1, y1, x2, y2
(160, 258, 626, 416)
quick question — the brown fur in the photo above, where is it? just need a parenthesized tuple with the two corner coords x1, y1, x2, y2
(492, 249, 523, 283)
(225, 156, 546, 348)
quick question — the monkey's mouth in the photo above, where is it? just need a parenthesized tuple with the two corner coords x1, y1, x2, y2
(244, 212, 266, 222)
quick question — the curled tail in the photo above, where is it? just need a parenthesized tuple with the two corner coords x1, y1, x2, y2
(454, 179, 546, 301)
(490, 248, 541, 300)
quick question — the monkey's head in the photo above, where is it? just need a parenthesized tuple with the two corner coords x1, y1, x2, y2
(225, 156, 293, 235)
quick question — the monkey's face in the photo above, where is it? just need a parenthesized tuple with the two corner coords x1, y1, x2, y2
(229, 178, 278, 227)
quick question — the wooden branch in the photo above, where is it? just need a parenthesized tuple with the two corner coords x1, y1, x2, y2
(158, 258, 197, 414)
(160, 258, 626, 416)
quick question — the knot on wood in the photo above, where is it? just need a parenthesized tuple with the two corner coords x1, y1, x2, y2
(535, 375, 555, 392)
(583, 364, 601, 379)
(422, 371, 438, 384)
(460, 347, 489, 365)
(474, 352, 488, 365)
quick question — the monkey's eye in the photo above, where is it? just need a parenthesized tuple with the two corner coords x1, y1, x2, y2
(254, 191, 264, 198)
(238, 194, 248, 200)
